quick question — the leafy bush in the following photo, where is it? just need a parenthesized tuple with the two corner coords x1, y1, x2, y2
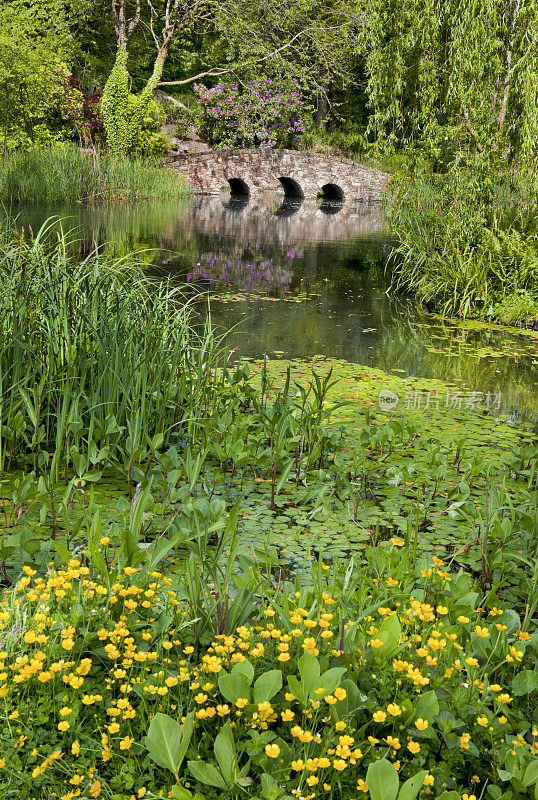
(1, 544, 537, 800)
(195, 78, 310, 149)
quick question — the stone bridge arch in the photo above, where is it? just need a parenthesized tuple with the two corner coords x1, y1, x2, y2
(169, 149, 390, 203)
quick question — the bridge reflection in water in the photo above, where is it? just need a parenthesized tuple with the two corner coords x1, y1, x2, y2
(153, 193, 387, 299)
(176, 192, 386, 250)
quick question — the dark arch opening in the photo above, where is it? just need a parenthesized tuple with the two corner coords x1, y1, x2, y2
(273, 197, 303, 217)
(319, 183, 345, 201)
(278, 176, 304, 198)
(228, 177, 250, 197)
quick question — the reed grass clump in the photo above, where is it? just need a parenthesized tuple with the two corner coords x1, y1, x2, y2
(0, 217, 220, 477)
(387, 172, 538, 323)
(0, 145, 189, 204)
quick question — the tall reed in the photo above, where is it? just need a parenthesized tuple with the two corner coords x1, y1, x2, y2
(0, 217, 223, 478)
(0, 145, 189, 204)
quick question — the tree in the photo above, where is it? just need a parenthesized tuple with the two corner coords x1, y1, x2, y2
(360, 0, 538, 165)
(100, 0, 362, 154)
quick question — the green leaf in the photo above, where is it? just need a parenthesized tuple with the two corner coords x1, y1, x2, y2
(218, 672, 251, 704)
(415, 690, 439, 721)
(435, 793, 461, 800)
(214, 721, 237, 787)
(366, 758, 400, 800)
(232, 658, 254, 684)
(511, 670, 538, 696)
(299, 650, 321, 699)
(398, 770, 427, 800)
(523, 761, 538, 788)
(188, 760, 228, 789)
(253, 670, 283, 704)
(144, 712, 194, 775)
(374, 614, 401, 659)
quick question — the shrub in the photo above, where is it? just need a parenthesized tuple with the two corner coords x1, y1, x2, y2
(194, 78, 310, 149)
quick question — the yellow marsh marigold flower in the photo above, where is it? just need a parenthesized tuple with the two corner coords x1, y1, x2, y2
(324, 695, 337, 705)
(424, 775, 434, 786)
(120, 736, 134, 750)
(333, 759, 347, 771)
(373, 711, 387, 723)
(477, 715, 488, 727)
(265, 744, 280, 758)
(437, 606, 448, 615)
(387, 704, 402, 716)
(334, 688, 347, 701)
(71, 741, 80, 756)
(474, 626, 489, 638)
(90, 780, 102, 797)
(407, 740, 420, 754)
(415, 718, 428, 731)
(357, 778, 369, 792)
(291, 760, 305, 771)
(457, 616, 470, 624)
(235, 697, 248, 708)
(460, 733, 471, 750)
(58, 721, 70, 732)
(370, 639, 383, 648)
(59, 707, 72, 716)
(391, 537, 404, 547)
(282, 709, 294, 721)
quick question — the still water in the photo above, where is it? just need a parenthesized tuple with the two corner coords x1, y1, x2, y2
(16, 194, 538, 423)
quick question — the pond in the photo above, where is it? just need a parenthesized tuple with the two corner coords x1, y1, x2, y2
(16, 193, 538, 424)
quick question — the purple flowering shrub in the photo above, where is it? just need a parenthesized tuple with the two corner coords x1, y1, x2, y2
(194, 78, 310, 149)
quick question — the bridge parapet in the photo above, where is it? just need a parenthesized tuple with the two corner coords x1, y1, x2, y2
(169, 149, 390, 202)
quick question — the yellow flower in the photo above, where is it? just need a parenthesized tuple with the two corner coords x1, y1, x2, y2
(90, 780, 102, 797)
(281, 709, 294, 721)
(477, 715, 488, 727)
(120, 736, 134, 750)
(407, 741, 420, 754)
(474, 626, 489, 638)
(59, 707, 72, 716)
(387, 704, 402, 716)
(265, 744, 280, 758)
(373, 711, 387, 723)
(235, 697, 248, 708)
(460, 733, 471, 750)
(58, 721, 70, 732)
(194, 693, 207, 704)
(391, 537, 404, 547)
(324, 694, 337, 705)
(357, 778, 369, 792)
(71, 741, 80, 756)
(457, 616, 470, 624)
(424, 774, 434, 786)
(333, 759, 347, 771)
(334, 688, 347, 701)
(291, 760, 305, 771)
(415, 718, 428, 731)
(436, 606, 448, 615)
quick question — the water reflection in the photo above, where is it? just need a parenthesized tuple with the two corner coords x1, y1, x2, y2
(12, 197, 538, 423)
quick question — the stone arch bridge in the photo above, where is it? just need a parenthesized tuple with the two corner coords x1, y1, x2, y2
(169, 149, 390, 202)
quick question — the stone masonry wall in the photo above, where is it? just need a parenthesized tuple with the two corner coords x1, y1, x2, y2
(169, 149, 390, 201)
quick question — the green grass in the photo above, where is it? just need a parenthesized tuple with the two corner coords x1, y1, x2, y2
(386, 171, 538, 322)
(0, 215, 221, 479)
(0, 144, 190, 204)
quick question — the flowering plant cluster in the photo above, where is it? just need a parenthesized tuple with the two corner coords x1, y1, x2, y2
(194, 79, 310, 149)
(1, 539, 537, 800)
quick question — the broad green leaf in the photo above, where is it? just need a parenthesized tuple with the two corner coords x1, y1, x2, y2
(398, 770, 427, 800)
(144, 712, 194, 775)
(188, 760, 228, 789)
(523, 761, 538, 788)
(299, 650, 321, 698)
(253, 669, 283, 704)
(287, 674, 304, 706)
(218, 672, 251, 704)
(232, 658, 255, 684)
(374, 614, 401, 659)
(366, 758, 399, 800)
(214, 721, 237, 787)
(512, 670, 538, 696)
(415, 690, 439, 721)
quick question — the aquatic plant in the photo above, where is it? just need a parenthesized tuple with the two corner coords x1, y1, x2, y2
(0, 145, 188, 204)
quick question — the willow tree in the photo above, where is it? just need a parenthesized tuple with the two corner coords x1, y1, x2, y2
(360, 0, 538, 164)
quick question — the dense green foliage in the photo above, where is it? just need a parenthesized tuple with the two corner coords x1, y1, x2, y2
(387, 173, 538, 323)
